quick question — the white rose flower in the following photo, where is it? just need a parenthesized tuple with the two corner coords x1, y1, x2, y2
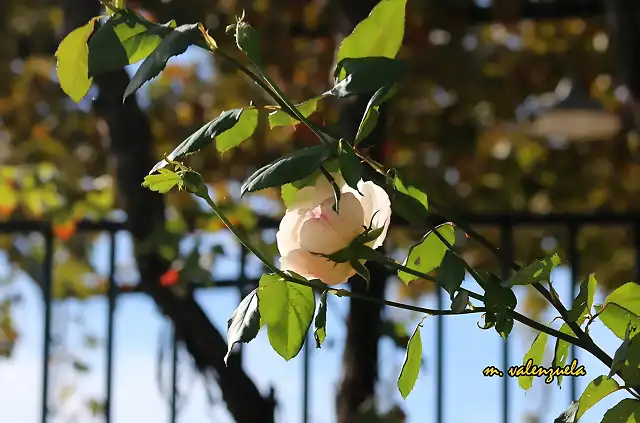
(276, 174, 391, 285)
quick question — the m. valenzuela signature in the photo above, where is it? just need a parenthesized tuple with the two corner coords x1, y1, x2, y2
(483, 359, 587, 384)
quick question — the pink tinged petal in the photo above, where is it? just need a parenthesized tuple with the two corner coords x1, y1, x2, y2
(276, 208, 307, 256)
(280, 249, 356, 286)
(357, 180, 392, 249)
(298, 192, 365, 255)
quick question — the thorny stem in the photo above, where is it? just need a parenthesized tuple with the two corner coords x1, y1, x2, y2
(195, 28, 632, 394)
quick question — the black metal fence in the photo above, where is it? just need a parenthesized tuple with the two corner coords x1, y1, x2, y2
(1, 212, 639, 423)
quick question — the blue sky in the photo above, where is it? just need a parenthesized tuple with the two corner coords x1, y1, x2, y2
(0, 231, 630, 423)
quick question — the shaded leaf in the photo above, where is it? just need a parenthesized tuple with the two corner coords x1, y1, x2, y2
(495, 317, 514, 341)
(355, 84, 400, 145)
(142, 168, 182, 193)
(398, 223, 455, 284)
(328, 57, 407, 98)
(258, 274, 315, 361)
(56, 18, 98, 103)
(241, 145, 334, 196)
(554, 401, 578, 423)
(124, 23, 200, 101)
(575, 376, 620, 421)
(150, 109, 250, 173)
(314, 291, 328, 348)
(450, 290, 468, 313)
(235, 21, 263, 67)
(518, 331, 549, 390)
(436, 250, 465, 300)
(339, 140, 363, 191)
(88, 11, 176, 76)
(397, 316, 424, 399)
(336, 0, 408, 80)
(568, 274, 597, 322)
(601, 399, 640, 423)
(392, 175, 429, 225)
(609, 321, 636, 378)
(225, 288, 261, 365)
(501, 254, 561, 287)
(268, 97, 321, 128)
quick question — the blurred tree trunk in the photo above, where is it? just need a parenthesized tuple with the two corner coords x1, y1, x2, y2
(335, 2, 392, 422)
(60, 3, 275, 423)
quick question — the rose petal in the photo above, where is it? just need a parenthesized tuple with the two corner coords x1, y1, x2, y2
(357, 180, 391, 249)
(298, 192, 365, 255)
(287, 172, 344, 211)
(276, 208, 307, 256)
(280, 249, 356, 286)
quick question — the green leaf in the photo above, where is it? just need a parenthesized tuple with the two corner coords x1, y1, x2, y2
(55, 18, 98, 103)
(142, 168, 182, 193)
(595, 303, 640, 341)
(258, 274, 315, 361)
(554, 401, 578, 423)
(604, 282, 640, 316)
(568, 274, 597, 322)
(335, 0, 407, 80)
(328, 57, 407, 98)
(355, 84, 400, 145)
(450, 291, 468, 313)
(268, 97, 321, 128)
(575, 375, 620, 421)
(88, 11, 175, 76)
(397, 316, 424, 399)
(601, 399, 640, 423)
(398, 223, 455, 284)
(124, 23, 200, 101)
(241, 145, 334, 196)
(216, 108, 259, 153)
(436, 250, 465, 300)
(609, 321, 636, 378)
(339, 140, 364, 191)
(392, 175, 429, 225)
(518, 331, 549, 390)
(552, 323, 576, 386)
(225, 288, 261, 365)
(501, 254, 561, 287)
(150, 109, 252, 173)
(495, 317, 514, 341)
(314, 291, 328, 348)
(620, 335, 640, 387)
(235, 21, 263, 67)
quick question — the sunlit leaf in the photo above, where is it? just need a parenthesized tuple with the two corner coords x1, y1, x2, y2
(56, 18, 98, 102)
(88, 11, 176, 76)
(595, 303, 640, 341)
(142, 168, 182, 193)
(258, 274, 315, 361)
(268, 97, 321, 128)
(398, 223, 455, 284)
(568, 273, 597, 322)
(601, 399, 640, 423)
(397, 315, 424, 399)
(501, 254, 561, 287)
(336, 0, 407, 80)
(518, 331, 548, 390)
(216, 108, 259, 153)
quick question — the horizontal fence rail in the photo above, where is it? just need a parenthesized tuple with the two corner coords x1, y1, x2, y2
(0, 212, 638, 423)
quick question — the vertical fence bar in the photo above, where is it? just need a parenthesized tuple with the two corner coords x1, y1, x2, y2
(500, 224, 513, 423)
(436, 283, 444, 423)
(170, 329, 178, 423)
(568, 224, 579, 401)
(105, 230, 117, 423)
(40, 226, 54, 423)
(302, 336, 310, 423)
